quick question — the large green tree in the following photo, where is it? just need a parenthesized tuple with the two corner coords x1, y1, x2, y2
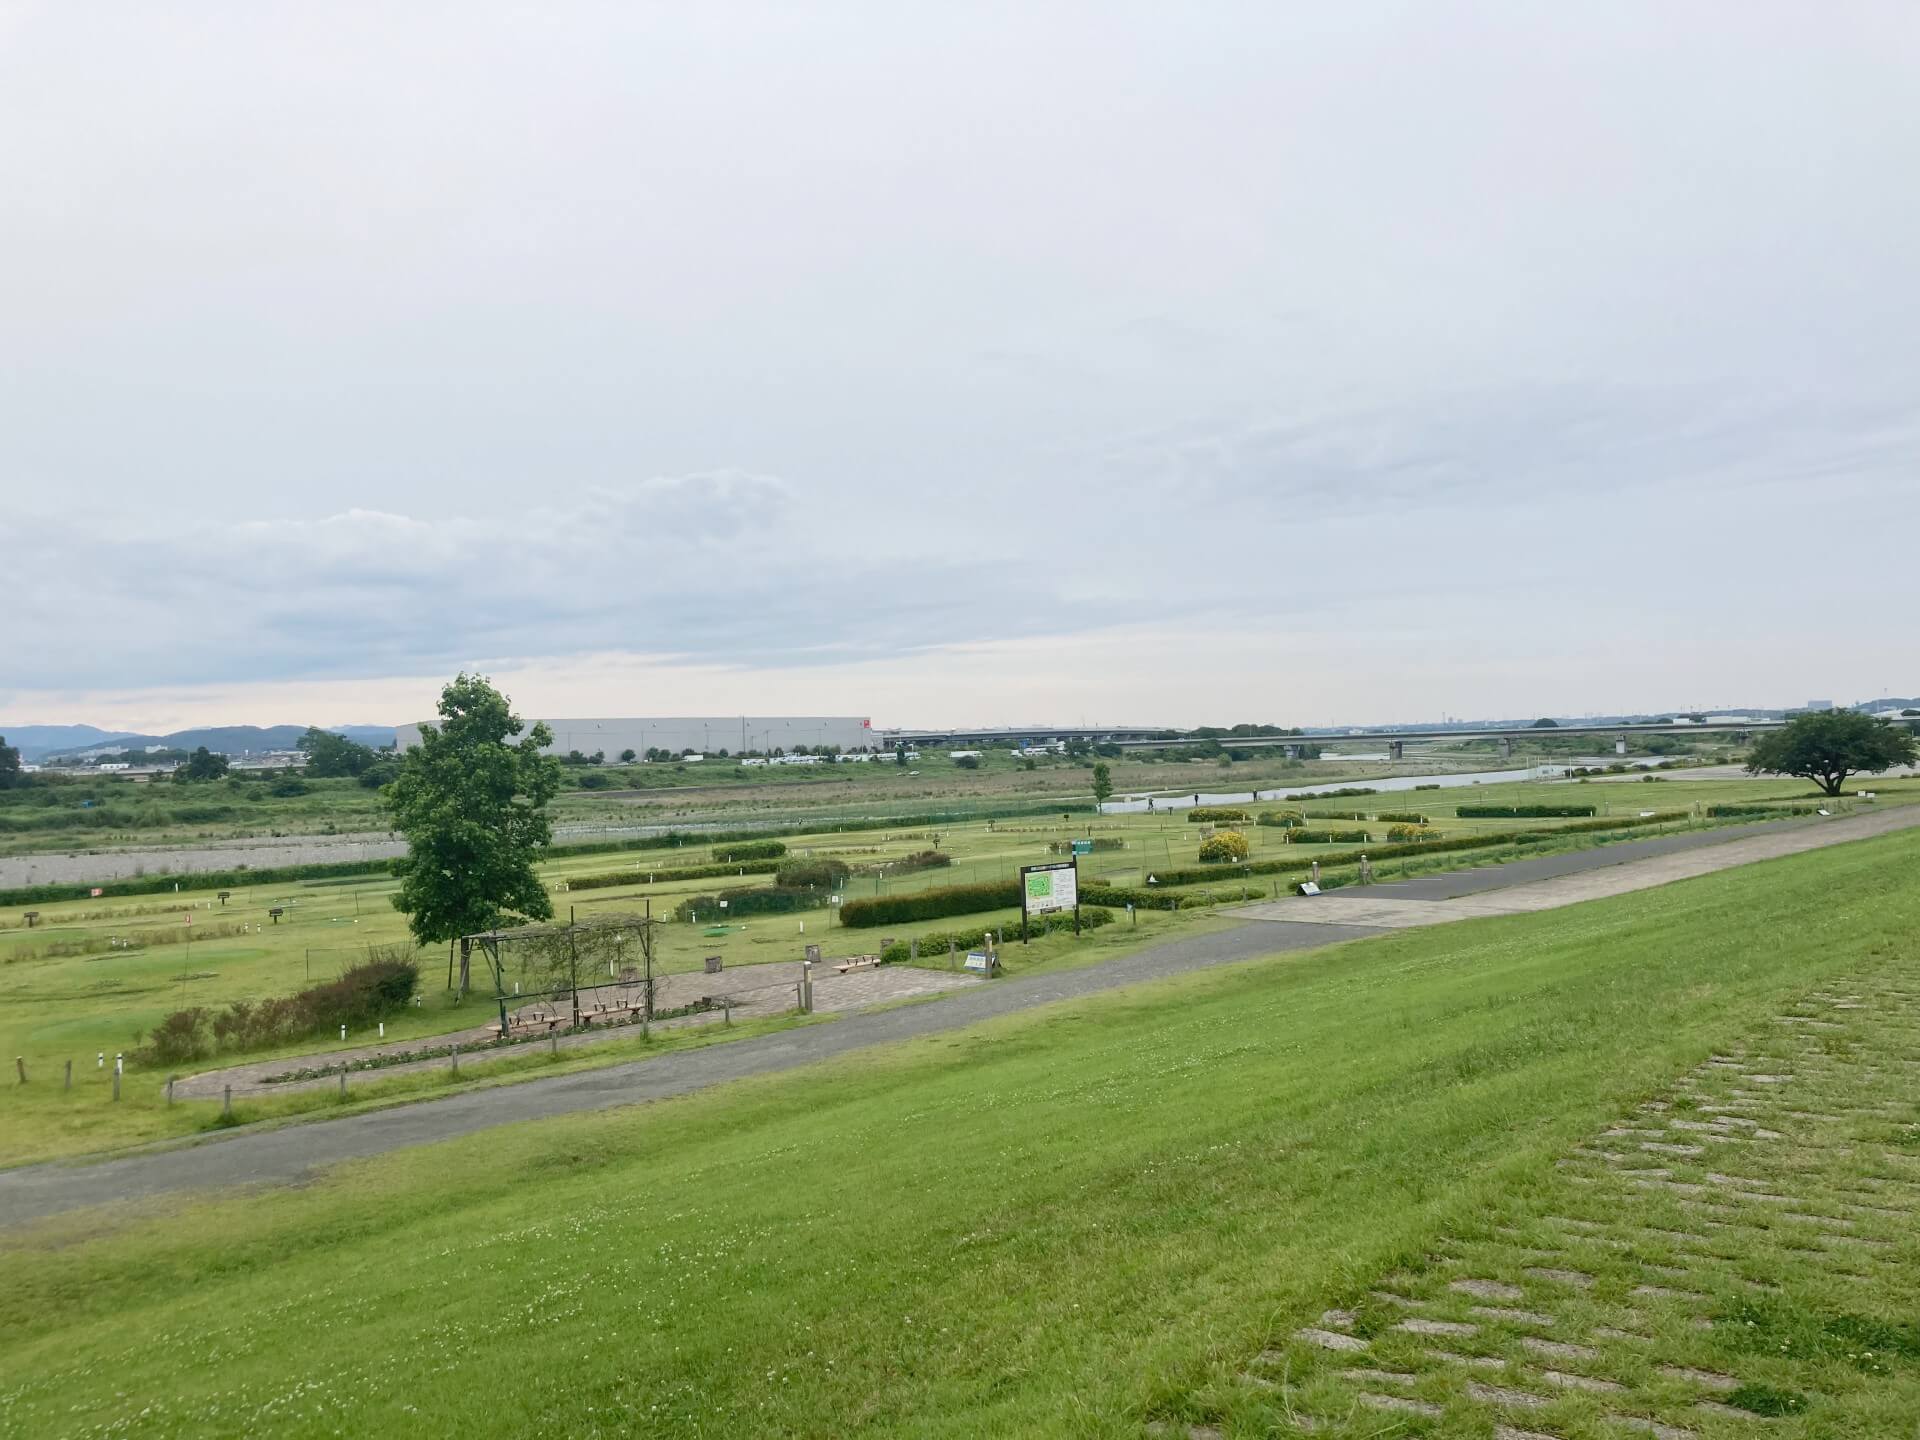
(1745, 710, 1917, 797)
(385, 675, 562, 992)
(173, 746, 229, 782)
(298, 726, 377, 778)
(0, 735, 20, 789)
(1090, 762, 1114, 810)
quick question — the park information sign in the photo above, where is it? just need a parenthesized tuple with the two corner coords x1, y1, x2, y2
(1019, 859, 1080, 941)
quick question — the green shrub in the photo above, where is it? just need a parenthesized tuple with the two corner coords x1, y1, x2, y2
(1284, 787, 1375, 800)
(1413, 783, 1441, 791)
(565, 858, 783, 892)
(774, 859, 852, 890)
(1705, 804, 1819, 818)
(673, 886, 825, 921)
(136, 950, 419, 1064)
(1186, 807, 1250, 823)
(840, 879, 1023, 928)
(1256, 808, 1304, 828)
(1301, 809, 1367, 821)
(877, 907, 1114, 962)
(1288, 829, 1369, 844)
(1454, 804, 1597, 818)
(1375, 811, 1429, 824)
(871, 850, 953, 876)
(1197, 831, 1251, 862)
(712, 840, 787, 862)
(1386, 825, 1441, 843)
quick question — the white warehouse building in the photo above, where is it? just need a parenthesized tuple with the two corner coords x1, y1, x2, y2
(393, 715, 878, 758)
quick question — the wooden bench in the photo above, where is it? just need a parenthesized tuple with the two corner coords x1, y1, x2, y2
(835, 956, 882, 975)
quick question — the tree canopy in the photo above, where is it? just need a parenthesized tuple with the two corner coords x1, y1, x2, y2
(172, 746, 229, 782)
(0, 735, 20, 789)
(1091, 762, 1114, 809)
(385, 674, 562, 954)
(1745, 711, 1917, 797)
(298, 726, 379, 778)
(1530, 717, 1559, 728)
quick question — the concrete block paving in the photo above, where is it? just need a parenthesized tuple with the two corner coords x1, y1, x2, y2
(1156, 963, 1920, 1437)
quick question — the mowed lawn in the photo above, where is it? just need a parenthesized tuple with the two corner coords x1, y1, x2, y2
(1, 830, 1916, 1438)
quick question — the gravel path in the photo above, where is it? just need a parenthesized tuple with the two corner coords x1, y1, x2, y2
(5, 807, 1916, 1230)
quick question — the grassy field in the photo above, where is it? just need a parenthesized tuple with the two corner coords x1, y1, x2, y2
(3, 770, 1911, 1167)
(1, 823, 1914, 1437)
(0, 733, 1740, 856)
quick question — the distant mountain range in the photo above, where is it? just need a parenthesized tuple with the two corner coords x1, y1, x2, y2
(2, 724, 397, 762)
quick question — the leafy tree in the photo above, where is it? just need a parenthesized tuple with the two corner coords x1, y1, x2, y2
(1091, 762, 1113, 809)
(953, 754, 980, 770)
(173, 746, 230, 782)
(619, 749, 637, 762)
(0, 735, 20, 789)
(384, 675, 562, 992)
(895, 747, 908, 766)
(1531, 717, 1559, 728)
(1745, 711, 1917, 797)
(298, 726, 377, 778)
(1903, 709, 1920, 719)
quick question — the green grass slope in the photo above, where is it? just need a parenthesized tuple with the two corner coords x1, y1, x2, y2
(2, 829, 1916, 1437)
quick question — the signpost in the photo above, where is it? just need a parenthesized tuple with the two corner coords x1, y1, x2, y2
(1019, 859, 1080, 943)
(1070, 839, 1093, 857)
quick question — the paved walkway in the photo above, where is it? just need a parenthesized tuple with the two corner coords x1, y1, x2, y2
(5, 807, 1916, 1230)
(1226, 804, 1920, 929)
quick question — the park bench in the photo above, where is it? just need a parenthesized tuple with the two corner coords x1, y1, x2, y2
(834, 955, 882, 975)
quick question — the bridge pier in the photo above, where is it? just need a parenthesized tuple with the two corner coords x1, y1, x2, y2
(1388, 740, 1404, 761)
(1499, 736, 1514, 759)
(1282, 743, 1304, 760)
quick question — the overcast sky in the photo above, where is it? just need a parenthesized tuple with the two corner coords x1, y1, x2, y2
(4, 3, 1917, 732)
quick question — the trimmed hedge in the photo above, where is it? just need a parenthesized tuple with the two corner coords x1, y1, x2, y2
(1455, 804, 1597, 818)
(1385, 825, 1441, 843)
(774, 859, 852, 890)
(1288, 829, 1370, 845)
(0, 854, 402, 910)
(711, 840, 787, 862)
(1375, 811, 1429, 825)
(1705, 804, 1819, 818)
(1285, 787, 1375, 800)
(840, 879, 1022, 928)
(1256, 809, 1305, 828)
(878, 907, 1114, 962)
(1186, 807, 1250, 823)
(1117, 812, 1691, 891)
(866, 850, 953, 876)
(1300, 809, 1367, 821)
(565, 858, 782, 892)
(673, 885, 825, 921)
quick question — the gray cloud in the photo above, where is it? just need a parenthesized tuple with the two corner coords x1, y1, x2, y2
(4, 5, 1919, 720)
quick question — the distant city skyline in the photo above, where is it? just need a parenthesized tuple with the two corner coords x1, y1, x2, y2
(6, 7, 1917, 729)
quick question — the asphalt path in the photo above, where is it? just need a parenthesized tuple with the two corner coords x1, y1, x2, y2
(4, 808, 1912, 1230)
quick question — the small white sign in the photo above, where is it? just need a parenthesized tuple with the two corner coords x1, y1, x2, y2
(1298, 881, 1321, 896)
(964, 951, 993, 973)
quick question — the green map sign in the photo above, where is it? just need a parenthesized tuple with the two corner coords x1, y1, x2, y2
(1021, 861, 1078, 916)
